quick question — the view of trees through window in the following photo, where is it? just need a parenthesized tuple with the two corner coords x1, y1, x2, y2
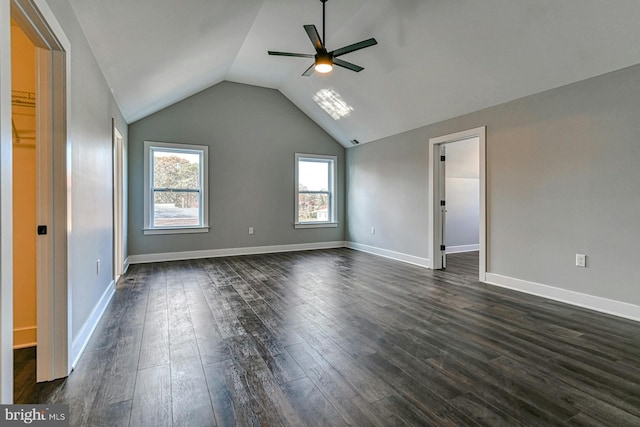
(152, 151, 201, 226)
(298, 159, 331, 222)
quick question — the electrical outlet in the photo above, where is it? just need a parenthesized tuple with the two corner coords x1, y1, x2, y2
(97, 259, 101, 274)
(371, 227, 375, 235)
(249, 227, 254, 235)
(575, 254, 586, 268)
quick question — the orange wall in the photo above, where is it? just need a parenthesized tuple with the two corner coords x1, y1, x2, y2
(12, 21, 37, 348)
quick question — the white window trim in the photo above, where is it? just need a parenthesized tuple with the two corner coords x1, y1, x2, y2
(143, 141, 209, 235)
(295, 222, 339, 229)
(295, 153, 338, 229)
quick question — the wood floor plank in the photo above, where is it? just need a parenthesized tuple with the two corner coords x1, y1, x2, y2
(373, 393, 455, 426)
(138, 307, 170, 369)
(492, 354, 640, 420)
(359, 352, 474, 425)
(171, 364, 217, 427)
(263, 348, 306, 385)
(426, 352, 577, 426)
(203, 359, 261, 427)
(294, 323, 394, 403)
(49, 348, 111, 426)
(130, 365, 172, 427)
(86, 400, 132, 427)
(449, 392, 524, 426)
(167, 282, 217, 427)
(190, 308, 231, 365)
(91, 323, 143, 406)
(281, 377, 348, 427)
(287, 342, 397, 427)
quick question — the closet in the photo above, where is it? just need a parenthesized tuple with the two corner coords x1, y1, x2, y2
(12, 20, 37, 352)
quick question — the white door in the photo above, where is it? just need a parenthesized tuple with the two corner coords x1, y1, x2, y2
(439, 144, 447, 268)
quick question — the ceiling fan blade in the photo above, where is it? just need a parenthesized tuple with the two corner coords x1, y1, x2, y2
(331, 38, 377, 58)
(302, 63, 315, 76)
(268, 51, 314, 58)
(304, 24, 324, 51)
(333, 58, 364, 72)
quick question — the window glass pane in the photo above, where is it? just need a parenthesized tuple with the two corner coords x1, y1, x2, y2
(144, 141, 208, 233)
(153, 150, 200, 189)
(298, 160, 328, 192)
(153, 191, 200, 227)
(295, 154, 336, 226)
(298, 193, 329, 222)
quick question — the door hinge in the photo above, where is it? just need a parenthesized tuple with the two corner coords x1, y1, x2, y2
(37, 225, 47, 235)
(440, 245, 446, 251)
(440, 155, 446, 161)
(440, 200, 446, 206)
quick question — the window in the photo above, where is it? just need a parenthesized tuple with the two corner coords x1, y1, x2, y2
(144, 141, 209, 235)
(295, 153, 337, 228)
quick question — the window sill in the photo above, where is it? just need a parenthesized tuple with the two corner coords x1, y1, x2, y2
(143, 226, 209, 235)
(294, 222, 338, 229)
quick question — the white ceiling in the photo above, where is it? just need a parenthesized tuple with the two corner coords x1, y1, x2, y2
(69, 0, 640, 147)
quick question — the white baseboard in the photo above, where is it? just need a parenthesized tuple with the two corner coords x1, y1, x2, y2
(485, 273, 640, 322)
(122, 256, 130, 274)
(446, 244, 479, 254)
(346, 241, 430, 268)
(13, 342, 36, 350)
(71, 280, 116, 369)
(13, 326, 37, 349)
(128, 241, 347, 264)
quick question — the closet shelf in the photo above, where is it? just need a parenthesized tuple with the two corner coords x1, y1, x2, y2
(12, 91, 36, 144)
(12, 90, 36, 108)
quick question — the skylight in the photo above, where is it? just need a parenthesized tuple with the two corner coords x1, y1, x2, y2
(313, 89, 354, 120)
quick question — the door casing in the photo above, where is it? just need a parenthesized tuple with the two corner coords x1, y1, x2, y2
(113, 122, 124, 282)
(428, 126, 486, 281)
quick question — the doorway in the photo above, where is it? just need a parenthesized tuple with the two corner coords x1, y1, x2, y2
(1, 0, 71, 403)
(428, 126, 486, 281)
(11, 17, 38, 403)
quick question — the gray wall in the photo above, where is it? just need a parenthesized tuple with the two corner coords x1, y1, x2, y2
(445, 178, 479, 248)
(445, 138, 479, 249)
(346, 136, 427, 256)
(41, 1, 128, 341)
(347, 63, 640, 306)
(128, 81, 345, 256)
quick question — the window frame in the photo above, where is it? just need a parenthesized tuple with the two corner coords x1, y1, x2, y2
(143, 140, 209, 235)
(294, 153, 338, 229)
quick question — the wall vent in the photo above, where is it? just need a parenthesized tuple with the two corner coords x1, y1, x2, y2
(350, 139, 360, 145)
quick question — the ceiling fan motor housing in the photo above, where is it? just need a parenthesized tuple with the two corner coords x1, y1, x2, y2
(315, 51, 333, 65)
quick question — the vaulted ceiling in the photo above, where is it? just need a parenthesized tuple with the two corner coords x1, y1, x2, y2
(68, 0, 640, 147)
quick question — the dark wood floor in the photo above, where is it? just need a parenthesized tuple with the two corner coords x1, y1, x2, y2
(23, 249, 640, 426)
(14, 346, 36, 403)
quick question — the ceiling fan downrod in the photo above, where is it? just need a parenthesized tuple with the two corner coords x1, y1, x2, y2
(322, 0, 327, 45)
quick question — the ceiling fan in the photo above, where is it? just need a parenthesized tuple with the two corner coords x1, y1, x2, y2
(268, 0, 377, 76)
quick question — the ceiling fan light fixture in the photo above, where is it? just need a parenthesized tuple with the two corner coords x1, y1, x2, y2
(268, 0, 377, 76)
(314, 54, 333, 73)
(315, 62, 333, 73)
